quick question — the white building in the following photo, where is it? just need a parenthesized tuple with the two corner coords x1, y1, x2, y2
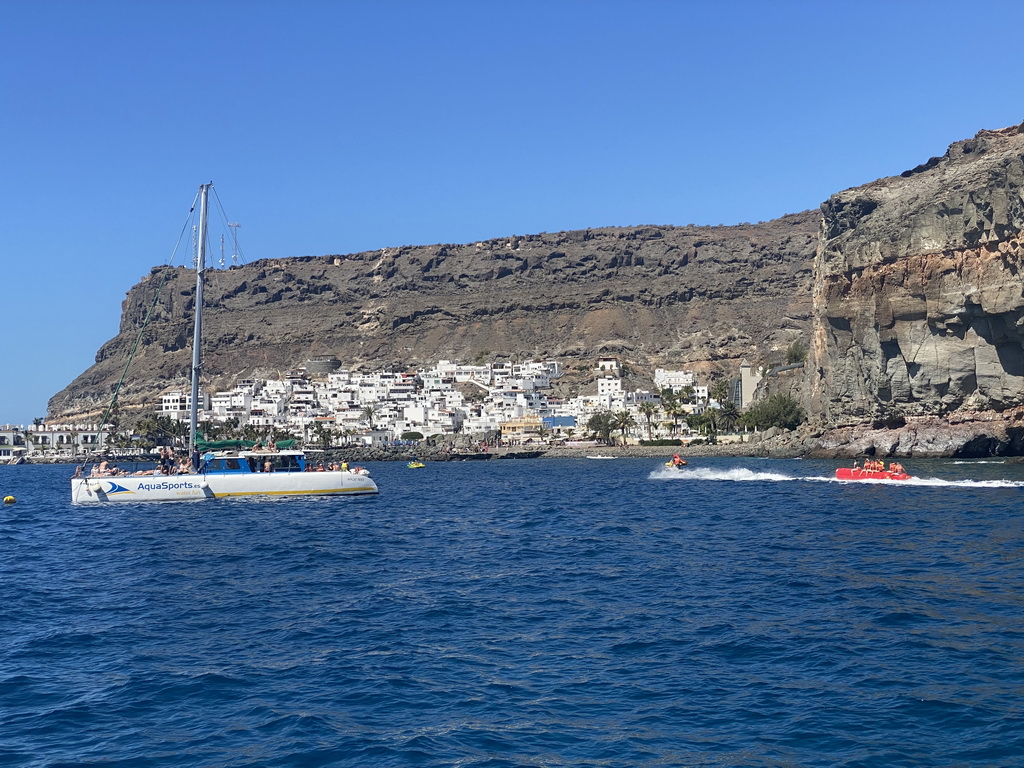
(159, 391, 209, 421)
(654, 368, 696, 391)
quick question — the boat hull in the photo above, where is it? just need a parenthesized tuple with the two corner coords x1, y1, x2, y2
(835, 468, 911, 482)
(71, 470, 378, 503)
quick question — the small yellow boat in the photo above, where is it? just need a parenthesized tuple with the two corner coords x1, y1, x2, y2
(407, 461, 425, 469)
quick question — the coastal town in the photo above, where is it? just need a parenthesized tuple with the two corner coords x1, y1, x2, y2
(0, 354, 779, 461)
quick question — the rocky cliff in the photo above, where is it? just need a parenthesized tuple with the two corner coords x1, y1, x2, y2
(49, 213, 819, 418)
(810, 124, 1024, 423)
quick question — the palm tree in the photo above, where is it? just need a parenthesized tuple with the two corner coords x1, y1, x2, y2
(718, 401, 740, 432)
(360, 404, 378, 430)
(660, 389, 678, 412)
(699, 408, 719, 438)
(198, 420, 223, 441)
(312, 422, 333, 451)
(666, 401, 688, 435)
(680, 385, 696, 405)
(638, 401, 658, 440)
(240, 424, 261, 442)
(586, 411, 616, 445)
(613, 410, 636, 446)
(271, 426, 296, 445)
(688, 412, 706, 437)
(710, 380, 731, 405)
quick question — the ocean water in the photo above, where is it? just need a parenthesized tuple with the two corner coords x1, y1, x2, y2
(1, 457, 1022, 767)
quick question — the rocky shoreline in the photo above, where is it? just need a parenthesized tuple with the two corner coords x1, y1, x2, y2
(17, 412, 1024, 467)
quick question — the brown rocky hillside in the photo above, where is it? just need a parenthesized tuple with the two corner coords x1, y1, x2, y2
(49, 212, 819, 419)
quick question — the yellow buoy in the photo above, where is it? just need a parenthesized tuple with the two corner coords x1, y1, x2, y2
(3, 496, 14, 504)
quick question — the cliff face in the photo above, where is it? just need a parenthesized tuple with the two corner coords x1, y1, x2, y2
(49, 213, 819, 418)
(810, 124, 1024, 426)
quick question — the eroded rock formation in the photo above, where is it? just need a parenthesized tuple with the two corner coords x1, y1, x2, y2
(810, 124, 1024, 431)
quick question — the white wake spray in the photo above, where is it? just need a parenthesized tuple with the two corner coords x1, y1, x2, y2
(649, 466, 1024, 488)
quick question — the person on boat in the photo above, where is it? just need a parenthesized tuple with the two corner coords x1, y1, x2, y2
(263, 459, 274, 473)
(852, 459, 859, 471)
(671, 454, 685, 467)
(341, 461, 349, 472)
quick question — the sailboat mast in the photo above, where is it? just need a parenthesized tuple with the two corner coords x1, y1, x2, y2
(188, 183, 210, 458)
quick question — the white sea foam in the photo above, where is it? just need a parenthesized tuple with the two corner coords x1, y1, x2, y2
(649, 467, 1024, 488)
(949, 460, 1008, 464)
(650, 467, 806, 483)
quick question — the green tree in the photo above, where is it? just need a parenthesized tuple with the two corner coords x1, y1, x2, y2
(786, 339, 808, 364)
(240, 424, 262, 442)
(360, 405, 378, 430)
(271, 426, 297, 445)
(718, 401, 740, 432)
(666, 401, 688, 435)
(137, 415, 185, 446)
(198, 419, 223, 441)
(586, 411, 616, 445)
(638, 401, 659, 440)
(312, 422, 334, 450)
(710, 380, 730, 404)
(660, 388, 678, 410)
(613, 410, 637, 445)
(703, 407, 719, 434)
(745, 393, 805, 430)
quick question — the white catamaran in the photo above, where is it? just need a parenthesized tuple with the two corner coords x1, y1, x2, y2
(70, 183, 378, 503)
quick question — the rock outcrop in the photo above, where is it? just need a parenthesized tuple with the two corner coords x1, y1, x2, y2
(809, 124, 1024, 429)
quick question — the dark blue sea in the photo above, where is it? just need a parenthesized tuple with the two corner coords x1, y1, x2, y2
(2, 458, 1022, 767)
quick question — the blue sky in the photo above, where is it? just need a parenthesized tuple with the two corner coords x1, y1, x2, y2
(2, 0, 1023, 426)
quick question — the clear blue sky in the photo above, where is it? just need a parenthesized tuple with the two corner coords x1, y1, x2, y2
(2, 0, 1022, 426)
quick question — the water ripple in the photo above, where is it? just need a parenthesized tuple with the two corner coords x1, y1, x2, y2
(1, 459, 1022, 766)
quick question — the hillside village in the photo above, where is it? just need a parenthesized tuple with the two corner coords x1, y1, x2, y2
(1, 355, 779, 460)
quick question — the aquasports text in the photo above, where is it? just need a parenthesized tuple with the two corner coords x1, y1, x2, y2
(137, 480, 203, 491)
